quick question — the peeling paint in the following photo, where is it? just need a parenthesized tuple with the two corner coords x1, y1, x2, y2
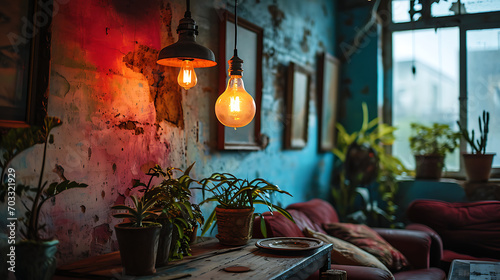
(114, 193, 126, 206)
(160, 2, 174, 45)
(268, 5, 285, 28)
(122, 44, 184, 127)
(50, 72, 70, 97)
(301, 28, 311, 53)
(90, 224, 113, 255)
(117, 120, 145, 135)
(15, 0, 338, 267)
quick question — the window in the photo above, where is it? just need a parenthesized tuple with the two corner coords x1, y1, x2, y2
(466, 28, 500, 167)
(392, 27, 460, 171)
(386, 1, 500, 177)
(392, 0, 500, 22)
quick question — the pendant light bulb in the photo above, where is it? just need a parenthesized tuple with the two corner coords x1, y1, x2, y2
(215, 75, 256, 128)
(177, 60, 197, 90)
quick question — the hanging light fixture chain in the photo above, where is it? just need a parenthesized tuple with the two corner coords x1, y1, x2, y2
(234, 0, 238, 57)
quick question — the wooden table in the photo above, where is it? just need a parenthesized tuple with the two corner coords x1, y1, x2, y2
(55, 238, 333, 280)
(448, 259, 500, 280)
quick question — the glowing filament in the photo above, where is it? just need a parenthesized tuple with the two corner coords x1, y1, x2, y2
(177, 60, 197, 90)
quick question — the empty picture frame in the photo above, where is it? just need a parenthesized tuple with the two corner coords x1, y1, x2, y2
(317, 53, 340, 152)
(284, 62, 312, 150)
(217, 10, 263, 150)
(0, 0, 51, 128)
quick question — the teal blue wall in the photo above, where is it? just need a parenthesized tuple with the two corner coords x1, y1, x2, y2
(195, 0, 338, 211)
(396, 180, 467, 223)
(336, 6, 379, 133)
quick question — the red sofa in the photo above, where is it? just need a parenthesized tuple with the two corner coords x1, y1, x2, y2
(253, 199, 446, 280)
(407, 199, 500, 272)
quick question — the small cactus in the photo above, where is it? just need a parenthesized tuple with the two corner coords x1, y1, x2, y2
(457, 110, 490, 154)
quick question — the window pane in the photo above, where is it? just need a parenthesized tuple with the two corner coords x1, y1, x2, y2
(431, 1, 455, 17)
(462, 0, 500, 14)
(467, 28, 500, 167)
(392, 0, 411, 23)
(392, 28, 460, 171)
(432, 0, 500, 17)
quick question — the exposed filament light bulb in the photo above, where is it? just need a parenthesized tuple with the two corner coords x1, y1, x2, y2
(177, 60, 197, 90)
(215, 75, 256, 128)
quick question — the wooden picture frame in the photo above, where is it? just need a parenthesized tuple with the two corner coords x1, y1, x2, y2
(284, 62, 312, 150)
(217, 10, 263, 150)
(317, 53, 340, 152)
(0, 0, 52, 128)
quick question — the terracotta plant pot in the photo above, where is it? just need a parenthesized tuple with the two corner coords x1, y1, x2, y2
(15, 239, 59, 280)
(415, 155, 444, 180)
(462, 153, 496, 182)
(215, 207, 254, 246)
(115, 222, 161, 276)
(155, 219, 173, 267)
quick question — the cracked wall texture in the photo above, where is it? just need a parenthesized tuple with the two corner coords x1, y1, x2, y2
(3, 0, 337, 264)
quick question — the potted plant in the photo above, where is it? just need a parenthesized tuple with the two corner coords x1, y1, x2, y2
(457, 110, 496, 182)
(197, 173, 294, 246)
(151, 163, 202, 263)
(0, 117, 88, 280)
(409, 123, 460, 180)
(332, 102, 409, 227)
(111, 167, 164, 276)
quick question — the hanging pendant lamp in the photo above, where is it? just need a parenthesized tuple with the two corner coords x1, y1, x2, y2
(157, 0, 217, 90)
(215, 0, 256, 128)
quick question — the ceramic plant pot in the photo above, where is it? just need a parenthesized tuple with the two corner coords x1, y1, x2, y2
(115, 222, 161, 276)
(155, 219, 174, 267)
(415, 155, 444, 180)
(15, 239, 59, 280)
(215, 207, 254, 246)
(462, 153, 496, 182)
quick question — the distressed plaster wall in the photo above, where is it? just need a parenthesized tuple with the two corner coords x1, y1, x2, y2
(3, 0, 337, 264)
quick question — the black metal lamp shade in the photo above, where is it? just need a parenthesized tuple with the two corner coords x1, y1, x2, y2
(157, 16, 216, 68)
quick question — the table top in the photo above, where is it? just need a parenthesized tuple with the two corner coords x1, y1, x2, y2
(55, 237, 332, 280)
(448, 259, 500, 280)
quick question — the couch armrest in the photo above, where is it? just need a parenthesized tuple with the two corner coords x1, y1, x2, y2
(373, 228, 431, 269)
(405, 223, 443, 268)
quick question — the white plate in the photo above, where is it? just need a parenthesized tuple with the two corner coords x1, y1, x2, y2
(255, 237, 324, 251)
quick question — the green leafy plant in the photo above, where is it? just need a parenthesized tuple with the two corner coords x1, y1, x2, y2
(155, 163, 202, 260)
(111, 166, 165, 227)
(197, 173, 294, 237)
(0, 117, 88, 241)
(409, 123, 460, 156)
(332, 103, 408, 227)
(457, 110, 490, 154)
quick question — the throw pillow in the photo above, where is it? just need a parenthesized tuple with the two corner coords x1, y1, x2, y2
(303, 227, 393, 276)
(323, 223, 410, 271)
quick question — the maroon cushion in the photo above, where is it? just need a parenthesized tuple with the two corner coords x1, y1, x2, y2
(407, 200, 500, 259)
(287, 209, 323, 233)
(324, 223, 410, 271)
(287, 199, 339, 228)
(252, 211, 304, 238)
